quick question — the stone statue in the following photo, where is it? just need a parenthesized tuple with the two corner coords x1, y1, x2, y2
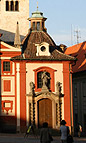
(41, 71, 50, 92)
(56, 81, 61, 96)
(42, 71, 50, 87)
(29, 81, 35, 95)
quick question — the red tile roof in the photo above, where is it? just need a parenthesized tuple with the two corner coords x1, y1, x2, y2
(65, 41, 86, 73)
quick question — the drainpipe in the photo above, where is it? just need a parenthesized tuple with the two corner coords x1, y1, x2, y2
(69, 64, 74, 135)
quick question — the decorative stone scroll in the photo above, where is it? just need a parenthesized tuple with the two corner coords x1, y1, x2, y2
(29, 81, 35, 95)
(56, 81, 62, 96)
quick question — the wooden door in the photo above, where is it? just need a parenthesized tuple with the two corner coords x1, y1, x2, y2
(38, 98, 52, 128)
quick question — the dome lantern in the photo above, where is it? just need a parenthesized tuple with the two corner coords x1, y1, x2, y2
(28, 9, 47, 32)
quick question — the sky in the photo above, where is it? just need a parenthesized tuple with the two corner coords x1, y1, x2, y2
(30, 0, 86, 47)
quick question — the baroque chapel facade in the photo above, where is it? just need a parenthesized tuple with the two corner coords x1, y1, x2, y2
(0, 9, 76, 132)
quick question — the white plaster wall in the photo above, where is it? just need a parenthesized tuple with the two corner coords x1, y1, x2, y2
(0, 1, 1, 11)
(16, 63, 20, 128)
(26, 63, 63, 94)
(0, 0, 29, 36)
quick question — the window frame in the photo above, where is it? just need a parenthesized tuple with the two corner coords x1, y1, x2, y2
(15, 1, 19, 11)
(37, 22, 40, 31)
(10, 1, 14, 11)
(2, 60, 12, 74)
(5, 0, 19, 12)
(6, 1, 9, 11)
(32, 22, 35, 30)
(34, 66, 56, 92)
(82, 81, 86, 97)
(73, 83, 77, 97)
(37, 71, 50, 89)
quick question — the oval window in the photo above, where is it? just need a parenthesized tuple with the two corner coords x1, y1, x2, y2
(41, 46, 46, 52)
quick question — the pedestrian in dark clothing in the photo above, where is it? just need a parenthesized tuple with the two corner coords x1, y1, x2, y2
(60, 120, 68, 143)
(40, 122, 53, 143)
(60, 120, 73, 143)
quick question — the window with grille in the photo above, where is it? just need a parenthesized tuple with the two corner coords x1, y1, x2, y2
(3, 61, 10, 71)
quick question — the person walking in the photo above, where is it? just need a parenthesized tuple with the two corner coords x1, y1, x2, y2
(77, 123, 82, 137)
(40, 122, 53, 143)
(60, 120, 69, 143)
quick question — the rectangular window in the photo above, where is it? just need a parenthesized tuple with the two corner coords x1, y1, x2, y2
(33, 22, 35, 30)
(37, 22, 40, 31)
(3, 61, 10, 72)
(6, 1, 9, 11)
(15, 1, 19, 11)
(82, 81, 86, 97)
(73, 83, 77, 97)
(6, 0, 19, 11)
(11, 1, 14, 11)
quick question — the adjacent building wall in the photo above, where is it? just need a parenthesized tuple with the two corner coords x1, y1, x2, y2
(0, 0, 29, 42)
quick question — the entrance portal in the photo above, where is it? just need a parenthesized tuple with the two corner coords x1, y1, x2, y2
(38, 98, 52, 128)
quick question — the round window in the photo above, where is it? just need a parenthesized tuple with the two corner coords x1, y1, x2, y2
(41, 46, 46, 52)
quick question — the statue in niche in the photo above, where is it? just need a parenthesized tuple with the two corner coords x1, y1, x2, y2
(29, 81, 35, 95)
(56, 81, 62, 96)
(41, 71, 50, 92)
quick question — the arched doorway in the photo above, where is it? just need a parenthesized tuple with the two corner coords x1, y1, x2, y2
(38, 98, 52, 128)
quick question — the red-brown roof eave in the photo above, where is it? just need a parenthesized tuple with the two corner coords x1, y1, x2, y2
(0, 33, 3, 37)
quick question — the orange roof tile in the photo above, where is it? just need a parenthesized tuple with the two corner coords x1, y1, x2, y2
(65, 41, 86, 73)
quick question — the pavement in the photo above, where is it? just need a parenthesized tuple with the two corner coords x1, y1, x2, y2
(0, 133, 86, 143)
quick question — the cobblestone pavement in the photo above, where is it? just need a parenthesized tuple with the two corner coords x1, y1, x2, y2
(0, 134, 86, 143)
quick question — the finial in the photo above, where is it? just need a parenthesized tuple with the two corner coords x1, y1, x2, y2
(37, 1, 38, 11)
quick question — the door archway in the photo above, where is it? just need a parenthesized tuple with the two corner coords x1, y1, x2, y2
(38, 98, 52, 128)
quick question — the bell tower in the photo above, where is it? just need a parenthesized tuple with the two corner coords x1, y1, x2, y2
(0, 0, 29, 43)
